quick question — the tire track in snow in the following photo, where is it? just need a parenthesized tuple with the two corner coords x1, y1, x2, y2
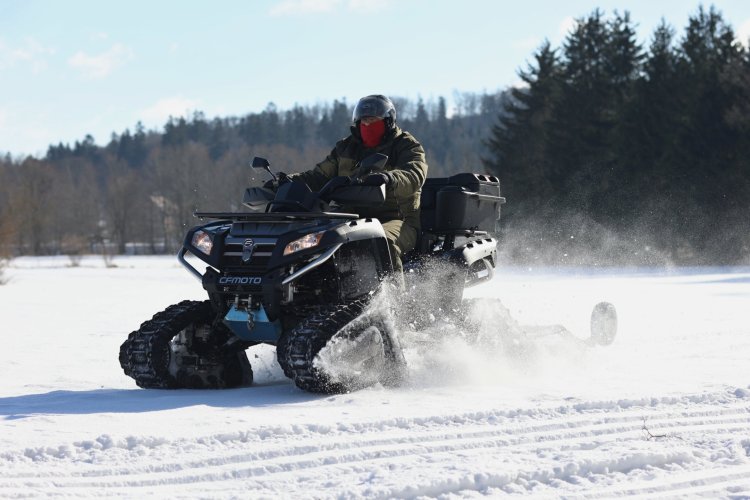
(2, 401, 748, 477)
(1, 393, 749, 497)
(569, 466, 750, 499)
(3, 391, 748, 469)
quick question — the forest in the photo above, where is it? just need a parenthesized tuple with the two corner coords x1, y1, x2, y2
(1, 6, 748, 265)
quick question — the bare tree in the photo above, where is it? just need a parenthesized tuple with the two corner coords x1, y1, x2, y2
(0, 189, 9, 283)
(148, 143, 206, 251)
(48, 160, 101, 255)
(105, 159, 144, 254)
(5, 159, 54, 255)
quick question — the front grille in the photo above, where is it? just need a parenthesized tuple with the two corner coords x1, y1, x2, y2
(222, 236, 277, 271)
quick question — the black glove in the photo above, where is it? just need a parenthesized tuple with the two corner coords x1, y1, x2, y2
(362, 173, 392, 187)
(262, 172, 291, 190)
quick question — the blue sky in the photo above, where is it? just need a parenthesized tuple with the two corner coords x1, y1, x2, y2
(1, 0, 749, 157)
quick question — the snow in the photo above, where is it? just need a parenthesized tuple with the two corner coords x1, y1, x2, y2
(1, 256, 749, 498)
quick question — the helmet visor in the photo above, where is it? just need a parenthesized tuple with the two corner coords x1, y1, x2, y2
(352, 96, 392, 123)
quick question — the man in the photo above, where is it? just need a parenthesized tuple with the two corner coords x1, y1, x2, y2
(289, 94, 428, 275)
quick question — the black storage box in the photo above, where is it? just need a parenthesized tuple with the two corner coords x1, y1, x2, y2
(420, 173, 505, 233)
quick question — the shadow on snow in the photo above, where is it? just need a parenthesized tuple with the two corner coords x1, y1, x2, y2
(0, 381, 326, 418)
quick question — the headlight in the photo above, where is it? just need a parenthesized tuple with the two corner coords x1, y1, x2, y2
(284, 231, 324, 256)
(191, 230, 214, 255)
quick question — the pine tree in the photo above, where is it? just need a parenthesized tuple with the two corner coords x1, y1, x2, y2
(595, 11, 643, 223)
(484, 40, 561, 216)
(673, 6, 746, 261)
(614, 20, 685, 256)
(550, 9, 612, 180)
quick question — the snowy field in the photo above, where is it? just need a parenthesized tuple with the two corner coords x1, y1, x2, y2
(1, 255, 749, 498)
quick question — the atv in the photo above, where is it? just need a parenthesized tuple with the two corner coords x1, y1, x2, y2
(119, 154, 616, 393)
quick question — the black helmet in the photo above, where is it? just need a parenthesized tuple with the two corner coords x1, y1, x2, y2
(352, 95, 396, 129)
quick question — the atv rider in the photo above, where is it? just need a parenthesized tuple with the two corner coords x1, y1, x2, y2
(288, 94, 428, 276)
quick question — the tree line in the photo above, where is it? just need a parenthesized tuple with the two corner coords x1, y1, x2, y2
(1, 5, 748, 265)
(0, 94, 505, 257)
(484, 6, 750, 265)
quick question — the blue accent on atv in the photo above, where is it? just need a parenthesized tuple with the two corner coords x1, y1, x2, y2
(223, 305, 282, 342)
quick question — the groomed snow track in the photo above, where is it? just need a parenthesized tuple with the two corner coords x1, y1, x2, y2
(3, 258, 750, 498)
(2, 389, 749, 498)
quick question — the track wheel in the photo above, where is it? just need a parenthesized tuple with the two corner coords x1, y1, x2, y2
(119, 300, 253, 389)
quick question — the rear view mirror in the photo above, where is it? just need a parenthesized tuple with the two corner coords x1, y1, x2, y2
(251, 156, 276, 183)
(251, 157, 270, 169)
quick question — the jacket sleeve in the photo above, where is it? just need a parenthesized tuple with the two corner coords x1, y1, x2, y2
(388, 135, 428, 199)
(288, 147, 339, 192)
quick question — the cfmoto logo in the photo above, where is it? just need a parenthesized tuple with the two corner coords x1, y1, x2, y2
(242, 239, 255, 263)
(218, 276, 262, 285)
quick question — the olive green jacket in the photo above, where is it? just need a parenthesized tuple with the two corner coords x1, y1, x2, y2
(290, 125, 428, 228)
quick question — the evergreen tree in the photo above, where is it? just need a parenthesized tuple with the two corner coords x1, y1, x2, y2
(162, 117, 189, 146)
(615, 20, 685, 256)
(595, 11, 643, 222)
(317, 99, 351, 144)
(484, 41, 561, 216)
(672, 6, 746, 260)
(549, 9, 612, 182)
(208, 119, 230, 160)
(431, 96, 449, 163)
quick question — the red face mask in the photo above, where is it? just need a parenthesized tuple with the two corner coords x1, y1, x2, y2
(359, 119, 386, 148)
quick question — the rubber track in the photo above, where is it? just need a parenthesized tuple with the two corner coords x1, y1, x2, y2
(276, 305, 328, 379)
(282, 301, 366, 393)
(119, 300, 251, 389)
(275, 332, 293, 379)
(282, 300, 405, 394)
